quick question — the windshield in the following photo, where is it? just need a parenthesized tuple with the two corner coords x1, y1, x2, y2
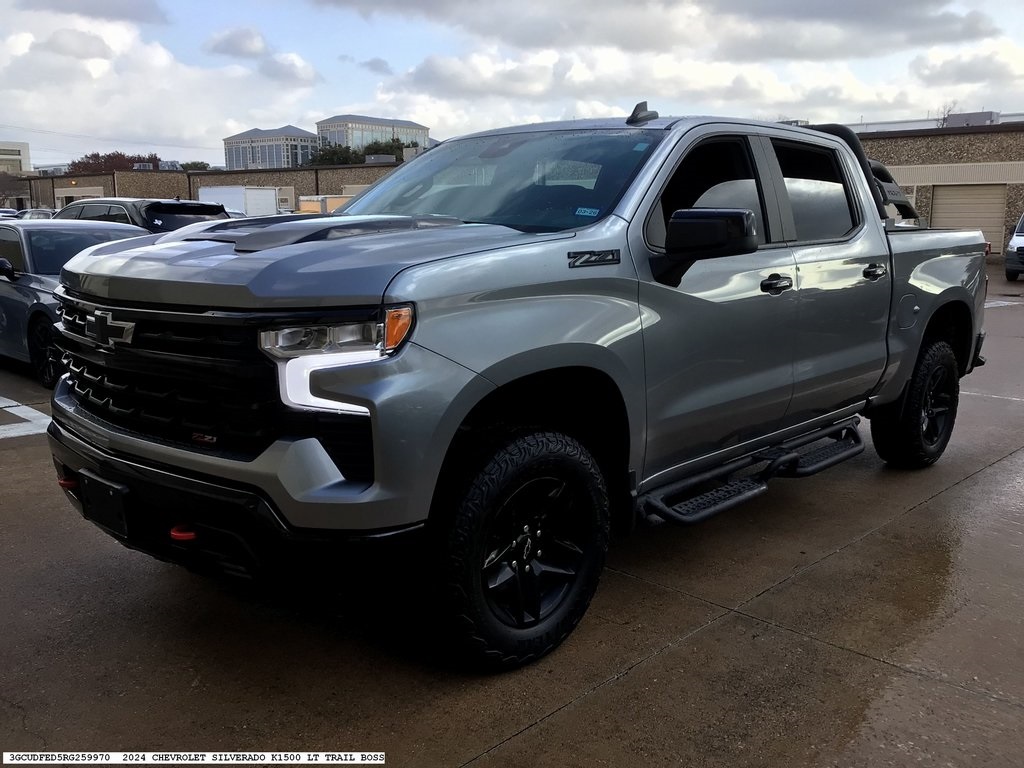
(27, 229, 143, 274)
(143, 203, 229, 232)
(1017, 214, 1024, 235)
(341, 129, 664, 232)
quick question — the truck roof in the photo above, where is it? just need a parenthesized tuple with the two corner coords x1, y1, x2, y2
(456, 115, 821, 140)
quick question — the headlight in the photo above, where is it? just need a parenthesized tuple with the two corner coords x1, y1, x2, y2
(259, 306, 414, 361)
(260, 306, 414, 414)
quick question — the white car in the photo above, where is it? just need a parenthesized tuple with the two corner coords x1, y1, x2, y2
(1004, 212, 1024, 281)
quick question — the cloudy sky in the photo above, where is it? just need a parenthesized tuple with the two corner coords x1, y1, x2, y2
(2, 0, 1024, 167)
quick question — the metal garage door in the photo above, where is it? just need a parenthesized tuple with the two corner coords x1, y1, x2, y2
(931, 184, 1007, 249)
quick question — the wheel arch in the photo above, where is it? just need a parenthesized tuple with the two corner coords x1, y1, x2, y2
(429, 363, 637, 530)
(921, 298, 974, 377)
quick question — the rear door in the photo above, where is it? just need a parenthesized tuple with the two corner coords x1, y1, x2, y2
(630, 127, 798, 485)
(761, 134, 892, 426)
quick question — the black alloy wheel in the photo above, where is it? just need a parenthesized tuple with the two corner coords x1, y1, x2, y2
(28, 318, 60, 389)
(439, 431, 609, 668)
(920, 364, 955, 449)
(481, 475, 589, 628)
(870, 339, 960, 469)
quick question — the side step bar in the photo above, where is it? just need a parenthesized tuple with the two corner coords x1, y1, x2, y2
(641, 418, 863, 526)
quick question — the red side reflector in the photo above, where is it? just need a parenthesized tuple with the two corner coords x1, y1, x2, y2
(170, 525, 197, 542)
(58, 478, 78, 490)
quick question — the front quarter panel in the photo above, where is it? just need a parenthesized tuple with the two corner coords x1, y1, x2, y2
(385, 216, 647, 472)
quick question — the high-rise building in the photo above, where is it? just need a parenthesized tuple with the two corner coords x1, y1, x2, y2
(315, 115, 429, 150)
(223, 126, 318, 170)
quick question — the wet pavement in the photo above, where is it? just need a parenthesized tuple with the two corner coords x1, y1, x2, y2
(2, 266, 1024, 766)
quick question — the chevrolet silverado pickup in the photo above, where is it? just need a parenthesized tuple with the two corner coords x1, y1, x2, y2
(47, 104, 987, 668)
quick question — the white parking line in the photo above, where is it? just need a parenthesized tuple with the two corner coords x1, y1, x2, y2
(984, 300, 1024, 308)
(0, 399, 50, 440)
(962, 391, 1024, 403)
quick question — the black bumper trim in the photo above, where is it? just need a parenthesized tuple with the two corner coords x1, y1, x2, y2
(48, 418, 422, 578)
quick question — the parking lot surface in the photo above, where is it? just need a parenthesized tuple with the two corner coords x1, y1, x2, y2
(2, 266, 1024, 767)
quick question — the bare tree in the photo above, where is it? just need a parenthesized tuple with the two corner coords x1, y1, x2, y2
(935, 100, 959, 128)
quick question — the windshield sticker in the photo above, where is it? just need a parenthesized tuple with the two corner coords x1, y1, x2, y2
(633, 143, 650, 152)
(575, 207, 600, 217)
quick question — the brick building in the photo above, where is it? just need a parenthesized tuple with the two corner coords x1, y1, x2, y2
(859, 123, 1024, 254)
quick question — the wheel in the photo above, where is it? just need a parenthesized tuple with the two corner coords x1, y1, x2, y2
(438, 432, 609, 668)
(28, 317, 61, 388)
(870, 339, 959, 469)
(1006, 269, 1019, 282)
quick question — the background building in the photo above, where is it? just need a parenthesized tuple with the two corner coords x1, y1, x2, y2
(0, 141, 31, 174)
(858, 122, 1024, 256)
(223, 126, 318, 170)
(316, 115, 429, 150)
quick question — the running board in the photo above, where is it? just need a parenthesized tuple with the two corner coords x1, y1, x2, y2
(641, 418, 862, 526)
(643, 477, 768, 525)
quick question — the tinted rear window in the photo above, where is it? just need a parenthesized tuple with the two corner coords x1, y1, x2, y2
(27, 228, 144, 274)
(143, 203, 229, 232)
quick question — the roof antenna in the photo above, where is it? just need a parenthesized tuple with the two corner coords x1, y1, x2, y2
(626, 101, 659, 126)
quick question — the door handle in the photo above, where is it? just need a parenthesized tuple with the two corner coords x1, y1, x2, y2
(863, 264, 888, 280)
(760, 274, 793, 295)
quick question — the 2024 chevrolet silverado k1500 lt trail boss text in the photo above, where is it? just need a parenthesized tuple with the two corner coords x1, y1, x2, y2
(44, 104, 987, 668)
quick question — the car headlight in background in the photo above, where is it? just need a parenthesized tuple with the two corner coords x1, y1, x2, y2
(260, 305, 414, 414)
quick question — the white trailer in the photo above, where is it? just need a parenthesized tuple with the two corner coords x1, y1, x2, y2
(197, 186, 279, 217)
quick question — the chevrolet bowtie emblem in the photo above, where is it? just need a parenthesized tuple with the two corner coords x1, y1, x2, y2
(84, 310, 135, 349)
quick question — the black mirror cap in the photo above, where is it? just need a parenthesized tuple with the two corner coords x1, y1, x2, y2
(0, 258, 17, 281)
(665, 208, 759, 259)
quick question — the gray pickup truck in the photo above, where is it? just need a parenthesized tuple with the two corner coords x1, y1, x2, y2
(47, 105, 987, 668)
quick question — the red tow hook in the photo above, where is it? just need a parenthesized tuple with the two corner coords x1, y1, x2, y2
(57, 478, 78, 490)
(170, 525, 198, 542)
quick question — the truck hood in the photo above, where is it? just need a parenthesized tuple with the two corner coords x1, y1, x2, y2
(60, 215, 572, 308)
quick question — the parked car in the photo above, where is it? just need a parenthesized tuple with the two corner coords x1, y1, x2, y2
(1004, 212, 1024, 280)
(53, 197, 229, 233)
(0, 220, 148, 386)
(0, 208, 17, 218)
(15, 208, 55, 220)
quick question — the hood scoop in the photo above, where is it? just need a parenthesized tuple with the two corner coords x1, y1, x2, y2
(229, 215, 464, 253)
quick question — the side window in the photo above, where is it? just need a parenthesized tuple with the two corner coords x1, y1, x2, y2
(771, 140, 857, 242)
(102, 206, 131, 224)
(77, 204, 110, 221)
(0, 229, 26, 272)
(648, 137, 768, 249)
(54, 205, 81, 219)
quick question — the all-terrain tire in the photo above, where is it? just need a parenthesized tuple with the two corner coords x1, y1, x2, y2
(870, 339, 959, 469)
(438, 432, 609, 669)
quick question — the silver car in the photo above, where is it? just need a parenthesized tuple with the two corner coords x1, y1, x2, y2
(0, 220, 148, 385)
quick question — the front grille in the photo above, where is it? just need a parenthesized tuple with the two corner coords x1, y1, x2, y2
(55, 292, 374, 482)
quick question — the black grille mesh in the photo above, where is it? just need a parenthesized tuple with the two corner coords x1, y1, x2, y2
(55, 296, 374, 482)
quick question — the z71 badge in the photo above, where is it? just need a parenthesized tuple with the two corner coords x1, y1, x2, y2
(567, 250, 621, 268)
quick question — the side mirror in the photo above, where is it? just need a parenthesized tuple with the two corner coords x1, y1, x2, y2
(665, 208, 759, 257)
(0, 258, 17, 281)
(652, 208, 759, 286)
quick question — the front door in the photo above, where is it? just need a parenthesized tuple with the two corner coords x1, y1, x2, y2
(631, 132, 798, 487)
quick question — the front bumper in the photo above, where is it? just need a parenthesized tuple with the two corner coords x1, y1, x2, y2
(48, 417, 424, 578)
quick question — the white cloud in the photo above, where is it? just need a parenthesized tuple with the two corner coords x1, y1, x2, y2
(14, 0, 169, 24)
(0, 10, 326, 165)
(259, 52, 320, 85)
(204, 27, 268, 59)
(32, 29, 113, 59)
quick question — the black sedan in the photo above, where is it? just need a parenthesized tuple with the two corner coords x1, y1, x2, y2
(0, 220, 148, 386)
